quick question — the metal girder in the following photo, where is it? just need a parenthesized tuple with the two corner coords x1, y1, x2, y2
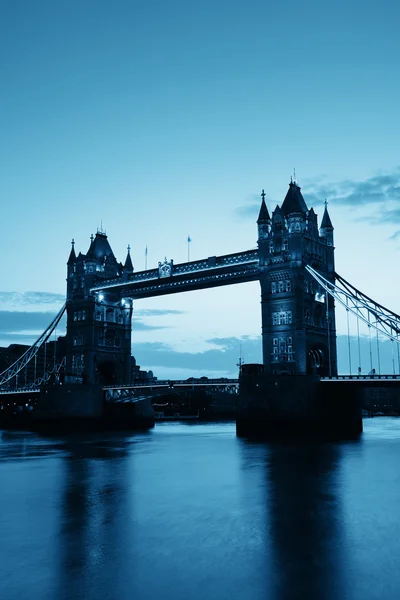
(306, 266, 400, 342)
(105, 379, 239, 402)
(90, 250, 260, 298)
(0, 304, 66, 387)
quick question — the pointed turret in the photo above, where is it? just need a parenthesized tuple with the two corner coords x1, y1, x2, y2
(124, 245, 134, 273)
(67, 239, 76, 265)
(320, 200, 334, 247)
(257, 189, 270, 222)
(320, 202, 333, 229)
(257, 190, 271, 243)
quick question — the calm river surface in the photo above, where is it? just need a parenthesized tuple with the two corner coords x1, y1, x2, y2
(1, 418, 400, 600)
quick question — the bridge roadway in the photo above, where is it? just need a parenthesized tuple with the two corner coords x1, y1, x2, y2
(90, 249, 260, 298)
(2, 375, 400, 395)
(2, 375, 400, 407)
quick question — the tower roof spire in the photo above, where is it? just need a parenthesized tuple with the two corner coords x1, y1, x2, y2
(281, 180, 308, 215)
(67, 238, 76, 265)
(124, 244, 134, 272)
(321, 199, 333, 229)
(257, 189, 271, 222)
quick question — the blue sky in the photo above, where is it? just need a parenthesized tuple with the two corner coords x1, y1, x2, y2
(0, 0, 399, 377)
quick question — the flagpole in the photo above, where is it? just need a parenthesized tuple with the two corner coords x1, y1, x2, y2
(145, 245, 148, 270)
(187, 236, 191, 262)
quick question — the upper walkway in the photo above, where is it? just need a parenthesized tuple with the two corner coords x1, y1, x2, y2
(90, 250, 260, 298)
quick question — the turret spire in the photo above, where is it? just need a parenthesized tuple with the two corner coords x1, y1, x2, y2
(321, 199, 333, 229)
(257, 189, 271, 222)
(67, 238, 76, 264)
(124, 244, 134, 273)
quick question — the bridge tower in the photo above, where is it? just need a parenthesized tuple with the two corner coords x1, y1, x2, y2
(65, 232, 133, 385)
(257, 182, 337, 376)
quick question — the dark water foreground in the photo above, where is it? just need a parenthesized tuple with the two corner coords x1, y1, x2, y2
(1, 419, 400, 600)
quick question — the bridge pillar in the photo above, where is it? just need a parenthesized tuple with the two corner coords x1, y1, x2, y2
(237, 184, 353, 438)
(65, 233, 134, 386)
(257, 183, 337, 377)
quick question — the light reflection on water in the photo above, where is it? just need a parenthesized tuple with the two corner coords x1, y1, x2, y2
(1, 418, 400, 600)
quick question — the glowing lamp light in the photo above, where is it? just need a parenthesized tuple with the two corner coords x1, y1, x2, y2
(121, 299, 126, 306)
(98, 293, 104, 302)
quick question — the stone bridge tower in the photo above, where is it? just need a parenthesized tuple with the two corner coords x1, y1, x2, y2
(257, 182, 337, 377)
(65, 231, 134, 385)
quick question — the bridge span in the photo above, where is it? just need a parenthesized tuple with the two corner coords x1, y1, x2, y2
(1, 180, 400, 437)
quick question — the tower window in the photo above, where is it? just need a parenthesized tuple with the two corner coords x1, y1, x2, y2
(271, 282, 276, 294)
(272, 311, 292, 325)
(269, 242, 274, 254)
(283, 239, 288, 251)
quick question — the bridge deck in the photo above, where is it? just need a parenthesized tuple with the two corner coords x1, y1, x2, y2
(90, 250, 260, 298)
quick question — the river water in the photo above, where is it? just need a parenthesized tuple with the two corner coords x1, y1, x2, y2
(1, 418, 400, 600)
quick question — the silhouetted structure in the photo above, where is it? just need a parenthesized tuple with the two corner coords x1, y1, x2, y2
(66, 232, 134, 385)
(257, 184, 337, 376)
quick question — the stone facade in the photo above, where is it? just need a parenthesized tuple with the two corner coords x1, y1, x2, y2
(257, 183, 337, 376)
(65, 232, 134, 385)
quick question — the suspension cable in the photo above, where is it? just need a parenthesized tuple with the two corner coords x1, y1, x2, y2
(346, 296, 352, 375)
(397, 332, 400, 375)
(376, 327, 381, 376)
(356, 313, 361, 374)
(368, 312, 373, 373)
(391, 332, 396, 376)
(0, 303, 66, 387)
(326, 290, 332, 377)
(306, 266, 400, 342)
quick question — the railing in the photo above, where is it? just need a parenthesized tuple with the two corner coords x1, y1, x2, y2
(321, 375, 400, 381)
(104, 378, 239, 390)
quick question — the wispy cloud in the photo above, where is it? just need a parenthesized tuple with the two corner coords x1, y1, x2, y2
(0, 309, 172, 348)
(234, 168, 400, 239)
(234, 192, 269, 220)
(389, 230, 400, 241)
(234, 169, 400, 227)
(134, 308, 185, 317)
(306, 168, 400, 209)
(133, 336, 262, 376)
(305, 166, 400, 230)
(0, 291, 65, 308)
(0, 311, 66, 333)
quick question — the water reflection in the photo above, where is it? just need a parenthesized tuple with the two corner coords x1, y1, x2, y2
(266, 442, 346, 600)
(56, 437, 134, 600)
(3, 421, 398, 600)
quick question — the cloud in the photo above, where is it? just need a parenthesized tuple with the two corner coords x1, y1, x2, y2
(0, 291, 65, 308)
(0, 311, 66, 333)
(389, 230, 400, 241)
(133, 336, 262, 376)
(306, 168, 400, 209)
(234, 192, 269, 220)
(235, 203, 260, 219)
(134, 308, 185, 317)
(0, 309, 170, 348)
(234, 169, 400, 231)
(133, 334, 397, 379)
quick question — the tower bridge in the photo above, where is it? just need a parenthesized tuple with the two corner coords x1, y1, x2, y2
(1, 180, 399, 436)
